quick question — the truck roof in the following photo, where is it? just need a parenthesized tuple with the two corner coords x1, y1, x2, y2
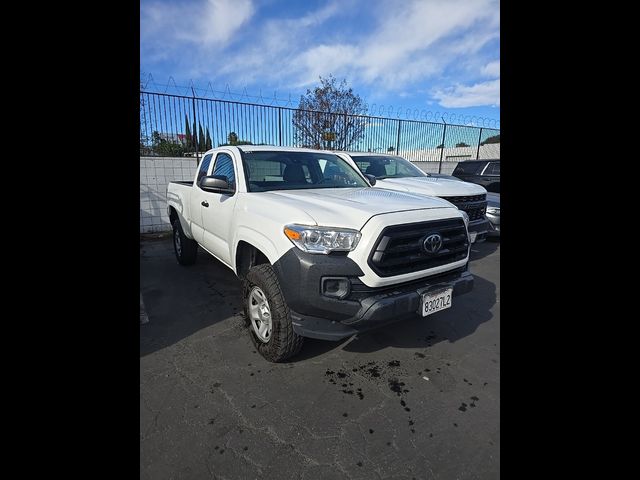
(236, 145, 337, 154)
(337, 151, 401, 157)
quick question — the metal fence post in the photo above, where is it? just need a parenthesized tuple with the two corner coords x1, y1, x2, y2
(278, 107, 283, 146)
(475, 127, 483, 160)
(438, 122, 447, 174)
(343, 112, 348, 150)
(396, 120, 402, 154)
(191, 87, 199, 164)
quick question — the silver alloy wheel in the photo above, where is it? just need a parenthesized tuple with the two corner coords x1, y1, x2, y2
(174, 227, 182, 256)
(248, 286, 272, 343)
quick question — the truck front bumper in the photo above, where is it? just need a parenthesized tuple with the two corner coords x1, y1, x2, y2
(468, 218, 491, 243)
(273, 248, 473, 341)
(486, 212, 500, 237)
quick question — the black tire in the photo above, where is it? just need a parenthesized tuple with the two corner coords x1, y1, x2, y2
(172, 218, 198, 265)
(243, 264, 304, 362)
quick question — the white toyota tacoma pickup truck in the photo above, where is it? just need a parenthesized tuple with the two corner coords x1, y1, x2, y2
(337, 152, 491, 243)
(167, 146, 474, 362)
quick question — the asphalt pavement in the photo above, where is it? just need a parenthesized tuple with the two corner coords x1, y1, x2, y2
(140, 237, 500, 479)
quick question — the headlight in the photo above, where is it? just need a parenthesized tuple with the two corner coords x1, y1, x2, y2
(283, 224, 361, 254)
(486, 207, 500, 215)
(460, 210, 469, 226)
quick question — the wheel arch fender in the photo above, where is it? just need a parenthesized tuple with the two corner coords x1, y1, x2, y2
(232, 226, 289, 276)
(168, 205, 194, 239)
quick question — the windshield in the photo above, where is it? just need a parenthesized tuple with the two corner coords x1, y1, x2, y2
(352, 155, 428, 179)
(242, 151, 369, 192)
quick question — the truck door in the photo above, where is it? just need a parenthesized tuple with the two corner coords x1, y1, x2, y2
(189, 153, 214, 244)
(199, 152, 239, 266)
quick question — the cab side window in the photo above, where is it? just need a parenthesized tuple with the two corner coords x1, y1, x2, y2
(486, 162, 500, 175)
(212, 153, 236, 191)
(197, 154, 213, 184)
(355, 161, 370, 173)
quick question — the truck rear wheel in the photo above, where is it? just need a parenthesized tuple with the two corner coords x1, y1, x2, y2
(172, 218, 198, 265)
(243, 264, 304, 362)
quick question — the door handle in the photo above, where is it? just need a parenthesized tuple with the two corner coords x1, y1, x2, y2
(201, 201, 209, 207)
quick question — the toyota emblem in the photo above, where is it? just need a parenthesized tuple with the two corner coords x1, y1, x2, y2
(423, 234, 443, 254)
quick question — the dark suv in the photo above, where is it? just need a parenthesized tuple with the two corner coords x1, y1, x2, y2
(452, 160, 500, 193)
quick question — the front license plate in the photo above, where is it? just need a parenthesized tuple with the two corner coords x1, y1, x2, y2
(421, 288, 453, 317)
(469, 231, 477, 243)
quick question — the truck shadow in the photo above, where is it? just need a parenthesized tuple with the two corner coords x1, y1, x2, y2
(141, 238, 496, 360)
(469, 239, 499, 261)
(140, 239, 245, 358)
(290, 274, 496, 361)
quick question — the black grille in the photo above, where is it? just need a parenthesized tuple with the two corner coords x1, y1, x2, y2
(368, 218, 469, 277)
(441, 194, 487, 222)
(348, 266, 466, 301)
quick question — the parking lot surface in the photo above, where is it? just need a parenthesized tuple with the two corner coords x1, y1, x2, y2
(140, 237, 500, 479)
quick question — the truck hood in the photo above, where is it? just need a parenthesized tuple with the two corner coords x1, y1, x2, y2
(377, 176, 487, 197)
(260, 187, 457, 230)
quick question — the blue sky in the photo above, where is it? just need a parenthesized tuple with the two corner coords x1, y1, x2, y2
(141, 0, 500, 126)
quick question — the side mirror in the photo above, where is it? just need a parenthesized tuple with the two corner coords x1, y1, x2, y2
(364, 174, 377, 186)
(199, 175, 234, 194)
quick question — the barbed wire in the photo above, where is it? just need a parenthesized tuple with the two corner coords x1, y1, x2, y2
(140, 74, 500, 129)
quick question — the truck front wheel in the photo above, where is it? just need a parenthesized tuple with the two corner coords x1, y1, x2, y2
(243, 264, 304, 362)
(172, 218, 198, 265)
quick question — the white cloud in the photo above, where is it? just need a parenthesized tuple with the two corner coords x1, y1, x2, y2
(357, 0, 497, 83)
(297, 1, 343, 27)
(141, 0, 254, 54)
(293, 44, 360, 87)
(481, 60, 500, 78)
(269, 0, 499, 91)
(432, 79, 500, 108)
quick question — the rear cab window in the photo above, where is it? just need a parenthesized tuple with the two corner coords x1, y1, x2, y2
(484, 162, 500, 175)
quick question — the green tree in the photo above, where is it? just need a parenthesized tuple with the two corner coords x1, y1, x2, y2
(455, 142, 470, 147)
(205, 128, 212, 150)
(218, 131, 254, 146)
(292, 75, 367, 150)
(198, 125, 205, 152)
(480, 134, 500, 145)
(191, 122, 198, 151)
(184, 116, 193, 152)
(152, 131, 185, 157)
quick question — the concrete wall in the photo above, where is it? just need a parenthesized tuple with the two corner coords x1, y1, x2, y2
(140, 157, 198, 233)
(398, 143, 500, 164)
